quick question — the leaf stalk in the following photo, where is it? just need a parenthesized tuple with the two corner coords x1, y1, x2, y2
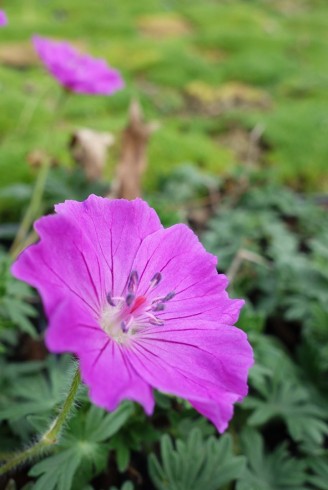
(0, 367, 81, 476)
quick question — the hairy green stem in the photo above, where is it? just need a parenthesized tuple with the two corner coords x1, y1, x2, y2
(44, 367, 81, 444)
(0, 368, 80, 476)
(0, 453, 15, 462)
(10, 89, 69, 259)
(10, 158, 51, 258)
(15, 85, 53, 136)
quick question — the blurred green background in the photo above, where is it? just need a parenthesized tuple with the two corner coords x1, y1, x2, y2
(1, 0, 328, 197)
(1, 1, 328, 489)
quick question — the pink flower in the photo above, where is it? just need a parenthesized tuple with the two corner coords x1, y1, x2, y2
(12, 196, 253, 432)
(0, 10, 7, 26)
(32, 35, 124, 95)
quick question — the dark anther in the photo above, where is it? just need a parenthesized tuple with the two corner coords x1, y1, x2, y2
(121, 321, 128, 333)
(126, 293, 135, 307)
(128, 270, 139, 293)
(152, 302, 165, 312)
(150, 272, 162, 287)
(149, 317, 164, 326)
(106, 292, 116, 306)
(163, 291, 175, 302)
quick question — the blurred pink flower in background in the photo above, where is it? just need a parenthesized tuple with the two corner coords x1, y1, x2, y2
(0, 10, 7, 26)
(33, 35, 124, 95)
(12, 196, 253, 433)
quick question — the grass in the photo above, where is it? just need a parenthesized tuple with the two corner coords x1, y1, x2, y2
(0, 0, 327, 209)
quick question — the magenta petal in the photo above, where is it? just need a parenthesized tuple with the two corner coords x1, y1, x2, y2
(128, 323, 253, 432)
(0, 10, 7, 26)
(12, 212, 105, 317)
(32, 35, 124, 95)
(12, 195, 254, 432)
(126, 341, 238, 432)
(12, 196, 162, 317)
(138, 323, 253, 397)
(45, 298, 106, 354)
(46, 298, 154, 414)
(132, 224, 242, 324)
(190, 396, 239, 433)
(54, 196, 162, 296)
(79, 340, 155, 415)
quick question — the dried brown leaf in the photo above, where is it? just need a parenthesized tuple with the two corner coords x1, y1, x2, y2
(70, 128, 115, 181)
(111, 100, 158, 200)
(0, 42, 38, 68)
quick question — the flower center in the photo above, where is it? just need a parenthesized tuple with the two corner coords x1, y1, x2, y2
(100, 270, 175, 344)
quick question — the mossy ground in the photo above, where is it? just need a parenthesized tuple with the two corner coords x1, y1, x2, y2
(1, 0, 327, 197)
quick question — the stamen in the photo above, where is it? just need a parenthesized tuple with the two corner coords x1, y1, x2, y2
(121, 320, 128, 333)
(163, 291, 175, 302)
(106, 292, 116, 307)
(150, 272, 162, 288)
(151, 296, 162, 305)
(152, 302, 165, 312)
(149, 317, 164, 326)
(126, 293, 135, 307)
(128, 270, 139, 294)
(151, 291, 175, 306)
(103, 276, 170, 341)
(145, 312, 164, 326)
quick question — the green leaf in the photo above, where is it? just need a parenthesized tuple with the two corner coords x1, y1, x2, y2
(109, 482, 134, 490)
(0, 250, 38, 339)
(148, 428, 245, 490)
(306, 456, 328, 490)
(244, 334, 328, 452)
(29, 448, 82, 490)
(116, 442, 130, 473)
(85, 402, 133, 443)
(0, 357, 75, 425)
(29, 401, 132, 490)
(237, 429, 308, 490)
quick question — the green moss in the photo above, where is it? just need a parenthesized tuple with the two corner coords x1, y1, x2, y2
(145, 124, 236, 190)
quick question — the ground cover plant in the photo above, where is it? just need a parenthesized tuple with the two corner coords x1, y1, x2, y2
(0, 0, 328, 489)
